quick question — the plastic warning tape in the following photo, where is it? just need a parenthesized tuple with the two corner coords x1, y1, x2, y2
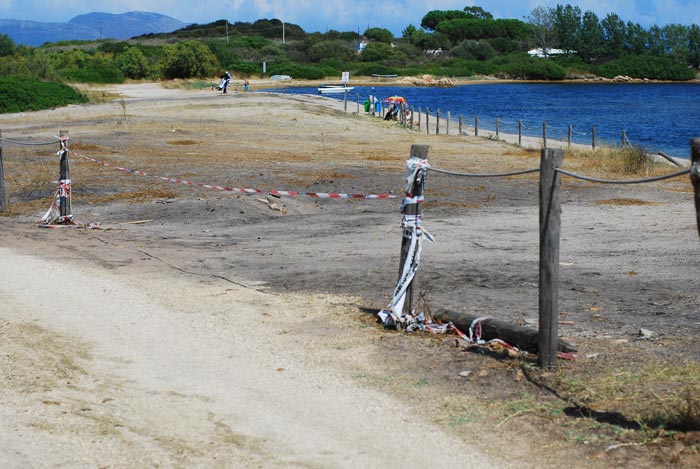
(72, 152, 399, 200)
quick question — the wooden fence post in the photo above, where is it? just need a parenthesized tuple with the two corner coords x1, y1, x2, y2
(399, 144, 430, 315)
(518, 120, 522, 147)
(691, 138, 700, 237)
(542, 121, 548, 149)
(0, 130, 6, 212)
(417, 107, 421, 130)
(446, 111, 450, 135)
(410, 106, 414, 129)
(592, 126, 596, 149)
(459, 114, 463, 135)
(568, 125, 572, 148)
(426, 108, 430, 135)
(474, 116, 479, 137)
(496, 118, 500, 139)
(539, 148, 564, 369)
(436, 109, 440, 134)
(621, 130, 626, 148)
(58, 130, 71, 221)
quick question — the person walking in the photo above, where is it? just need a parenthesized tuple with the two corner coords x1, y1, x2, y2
(220, 71, 232, 94)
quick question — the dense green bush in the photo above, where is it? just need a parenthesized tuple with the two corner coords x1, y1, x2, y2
(440, 58, 495, 76)
(353, 64, 401, 76)
(595, 55, 695, 80)
(307, 40, 355, 62)
(159, 40, 219, 79)
(0, 76, 87, 113)
(115, 47, 152, 79)
(495, 55, 566, 80)
(452, 40, 497, 60)
(267, 63, 338, 79)
(227, 60, 259, 77)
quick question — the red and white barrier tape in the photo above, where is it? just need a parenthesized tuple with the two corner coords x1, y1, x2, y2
(71, 151, 399, 200)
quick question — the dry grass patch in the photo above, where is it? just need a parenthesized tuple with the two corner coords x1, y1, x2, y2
(89, 188, 181, 205)
(595, 198, 663, 206)
(528, 338, 700, 435)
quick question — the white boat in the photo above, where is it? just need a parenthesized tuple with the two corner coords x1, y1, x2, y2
(318, 85, 354, 94)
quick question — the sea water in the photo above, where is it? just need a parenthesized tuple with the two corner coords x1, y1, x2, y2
(262, 82, 700, 159)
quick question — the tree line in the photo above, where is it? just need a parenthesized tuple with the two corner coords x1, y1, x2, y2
(0, 4, 698, 112)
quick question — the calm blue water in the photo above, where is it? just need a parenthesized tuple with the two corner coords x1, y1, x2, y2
(261, 82, 700, 159)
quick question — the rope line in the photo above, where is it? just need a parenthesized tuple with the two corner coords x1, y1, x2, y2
(429, 166, 540, 178)
(72, 151, 399, 200)
(0, 137, 60, 146)
(556, 167, 690, 184)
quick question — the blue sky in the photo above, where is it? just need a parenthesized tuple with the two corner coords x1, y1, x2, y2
(3, 1, 699, 35)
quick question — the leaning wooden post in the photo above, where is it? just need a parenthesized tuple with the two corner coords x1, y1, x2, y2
(691, 138, 700, 237)
(539, 148, 564, 369)
(399, 144, 430, 315)
(621, 130, 626, 148)
(436, 109, 440, 134)
(58, 130, 71, 221)
(474, 116, 479, 137)
(0, 130, 6, 212)
(459, 114, 463, 135)
(446, 111, 450, 135)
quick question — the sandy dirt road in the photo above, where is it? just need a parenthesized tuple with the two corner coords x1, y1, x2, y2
(0, 243, 505, 468)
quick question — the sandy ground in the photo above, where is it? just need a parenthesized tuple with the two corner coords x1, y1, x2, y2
(1, 82, 699, 468)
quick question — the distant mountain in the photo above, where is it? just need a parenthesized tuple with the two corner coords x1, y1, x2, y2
(0, 11, 187, 46)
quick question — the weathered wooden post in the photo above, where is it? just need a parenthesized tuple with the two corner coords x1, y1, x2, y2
(426, 108, 430, 135)
(343, 89, 348, 112)
(621, 130, 626, 148)
(542, 121, 548, 148)
(496, 118, 500, 139)
(417, 107, 421, 130)
(474, 116, 479, 137)
(436, 109, 440, 134)
(592, 126, 596, 149)
(446, 111, 450, 135)
(410, 106, 414, 129)
(568, 125, 573, 148)
(399, 144, 430, 315)
(0, 130, 6, 212)
(459, 114, 463, 135)
(58, 130, 71, 222)
(518, 120, 523, 147)
(691, 138, 700, 237)
(539, 148, 564, 369)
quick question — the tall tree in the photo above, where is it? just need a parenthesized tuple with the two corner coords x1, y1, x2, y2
(529, 6, 555, 56)
(552, 4, 582, 52)
(625, 22, 648, 55)
(688, 24, 700, 67)
(463, 6, 493, 20)
(578, 10, 603, 62)
(601, 13, 626, 59)
(663, 24, 690, 63)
